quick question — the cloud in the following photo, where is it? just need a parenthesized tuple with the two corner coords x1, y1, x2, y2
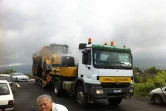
(0, 0, 166, 69)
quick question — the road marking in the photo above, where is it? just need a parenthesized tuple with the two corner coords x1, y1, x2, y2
(15, 83, 20, 87)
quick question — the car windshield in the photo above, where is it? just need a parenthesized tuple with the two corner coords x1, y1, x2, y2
(15, 73, 24, 76)
(0, 77, 10, 82)
(0, 83, 10, 95)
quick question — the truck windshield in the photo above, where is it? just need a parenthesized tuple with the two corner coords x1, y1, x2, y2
(50, 44, 69, 54)
(93, 50, 132, 69)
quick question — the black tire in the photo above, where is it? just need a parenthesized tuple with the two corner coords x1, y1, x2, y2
(35, 79, 37, 84)
(108, 98, 122, 105)
(41, 82, 47, 89)
(53, 80, 63, 97)
(75, 86, 88, 108)
(152, 94, 163, 105)
(16, 78, 18, 82)
(38, 80, 42, 86)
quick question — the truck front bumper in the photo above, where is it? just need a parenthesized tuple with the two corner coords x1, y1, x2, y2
(87, 85, 134, 99)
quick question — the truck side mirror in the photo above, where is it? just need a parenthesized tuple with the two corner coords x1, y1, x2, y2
(81, 50, 88, 54)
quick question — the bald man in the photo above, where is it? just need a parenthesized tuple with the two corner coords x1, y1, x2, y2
(37, 94, 68, 111)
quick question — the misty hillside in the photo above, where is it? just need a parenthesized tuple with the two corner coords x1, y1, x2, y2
(0, 62, 165, 75)
(0, 65, 32, 74)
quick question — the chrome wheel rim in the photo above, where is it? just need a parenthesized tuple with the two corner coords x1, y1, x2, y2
(154, 96, 161, 104)
(77, 91, 84, 103)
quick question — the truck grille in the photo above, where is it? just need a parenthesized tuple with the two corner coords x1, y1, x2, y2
(101, 83, 130, 88)
(107, 93, 126, 96)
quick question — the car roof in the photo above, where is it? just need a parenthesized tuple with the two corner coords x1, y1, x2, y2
(0, 80, 9, 83)
(0, 74, 10, 77)
(12, 72, 23, 74)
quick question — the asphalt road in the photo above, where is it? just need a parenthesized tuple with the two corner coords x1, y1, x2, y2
(13, 80, 166, 111)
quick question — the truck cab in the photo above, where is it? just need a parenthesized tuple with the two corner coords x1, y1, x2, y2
(75, 38, 134, 107)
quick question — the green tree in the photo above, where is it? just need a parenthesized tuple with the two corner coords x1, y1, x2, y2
(133, 67, 143, 75)
(133, 67, 143, 83)
(2, 69, 16, 74)
(144, 67, 160, 74)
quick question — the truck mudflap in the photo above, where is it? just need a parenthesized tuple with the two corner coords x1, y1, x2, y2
(86, 85, 134, 99)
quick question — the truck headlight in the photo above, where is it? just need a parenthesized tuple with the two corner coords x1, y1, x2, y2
(129, 88, 134, 93)
(96, 89, 104, 94)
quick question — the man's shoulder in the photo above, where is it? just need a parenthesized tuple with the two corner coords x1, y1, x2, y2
(52, 102, 68, 111)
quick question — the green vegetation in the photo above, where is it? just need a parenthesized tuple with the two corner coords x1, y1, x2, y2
(133, 67, 166, 97)
(0, 69, 33, 79)
(0, 69, 16, 74)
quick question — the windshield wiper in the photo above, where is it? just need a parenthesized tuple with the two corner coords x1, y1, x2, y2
(104, 64, 115, 69)
(114, 62, 131, 66)
(95, 60, 107, 63)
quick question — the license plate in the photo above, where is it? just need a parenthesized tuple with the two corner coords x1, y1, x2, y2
(113, 90, 122, 93)
(99, 77, 131, 83)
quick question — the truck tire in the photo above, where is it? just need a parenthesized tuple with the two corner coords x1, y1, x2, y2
(75, 86, 88, 108)
(35, 78, 37, 84)
(108, 98, 122, 105)
(53, 80, 63, 97)
(41, 82, 47, 89)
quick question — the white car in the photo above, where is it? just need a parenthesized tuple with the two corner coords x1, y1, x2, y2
(0, 80, 14, 111)
(0, 74, 16, 93)
(11, 72, 29, 82)
(149, 86, 166, 105)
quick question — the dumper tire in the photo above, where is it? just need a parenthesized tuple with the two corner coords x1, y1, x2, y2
(108, 98, 122, 105)
(53, 80, 63, 97)
(75, 86, 88, 108)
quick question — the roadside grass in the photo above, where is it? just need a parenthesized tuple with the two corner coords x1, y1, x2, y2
(133, 71, 166, 97)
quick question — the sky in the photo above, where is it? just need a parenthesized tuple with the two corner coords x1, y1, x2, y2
(0, 0, 166, 69)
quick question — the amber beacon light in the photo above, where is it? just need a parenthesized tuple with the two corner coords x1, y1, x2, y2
(111, 41, 114, 46)
(88, 38, 92, 44)
(104, 42, 107, 45)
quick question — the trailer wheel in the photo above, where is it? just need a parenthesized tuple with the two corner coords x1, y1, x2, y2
(75, 86, 88, 108)
(35, 78, 37, 84)
(108, 98, 122, 105)
(39, 80, 42, 87)
(41, 82, 47, 89)
(53, 80, 63, 97)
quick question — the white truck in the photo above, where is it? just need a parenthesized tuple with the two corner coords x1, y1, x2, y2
(33, 38, 134, 108)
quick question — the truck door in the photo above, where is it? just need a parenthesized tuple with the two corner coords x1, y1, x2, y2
(78, 49, 92, 83)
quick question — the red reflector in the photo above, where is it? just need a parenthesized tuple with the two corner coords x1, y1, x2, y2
(8, 100, 14, 105)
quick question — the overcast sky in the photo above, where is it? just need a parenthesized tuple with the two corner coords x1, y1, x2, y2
(0, 0, 166, 68)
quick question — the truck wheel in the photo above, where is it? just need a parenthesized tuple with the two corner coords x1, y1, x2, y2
(16, 78, 18, 82)
(53, 81, 63, 97)
(35, 78, 37, 84)
(75, 86, 88, 108)
(39, 80, 42, 86)
(108, 98, 122, 105)
(41, 82, 47, 89)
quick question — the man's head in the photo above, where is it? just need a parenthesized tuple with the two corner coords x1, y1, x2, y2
(37, 94, 53, 111)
